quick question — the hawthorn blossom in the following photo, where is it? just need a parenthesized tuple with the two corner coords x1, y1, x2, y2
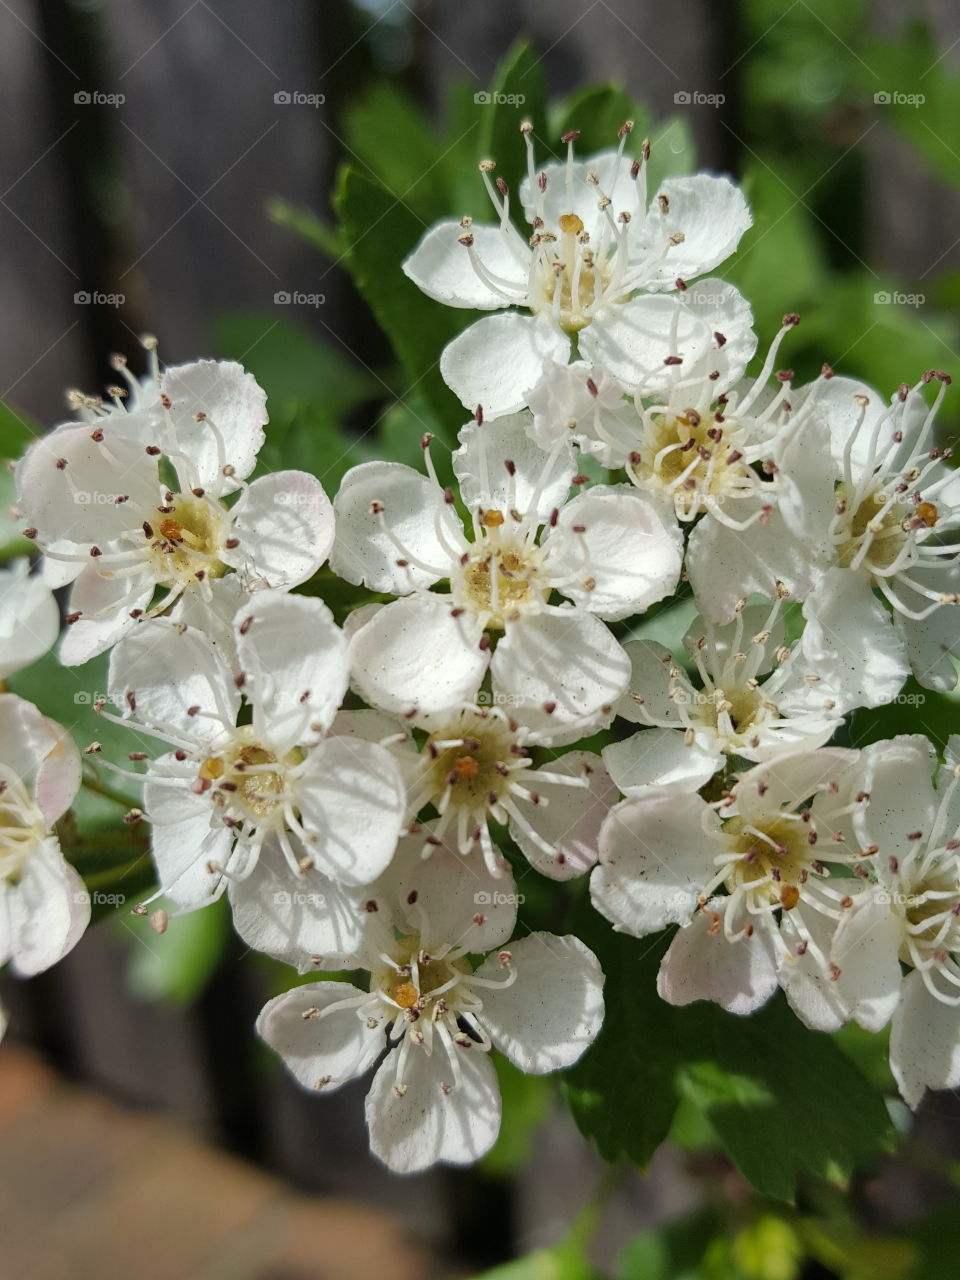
(100, 592, 406, 961)
(591, 747, 876, 1025)
(403, 124, 751, 414)
(0, 693, 89, 975)
(257, 836, 604, 1173)
(331, 411, 681, 738)
(816, 735, 960, 1107)
(355, 699, 616, 879)
(0, 558, 60, 678)
(16, 358, 333, 665)
(526, 310, 831, 620)
(603, 599, 847, 794)
(787, 371, 960, 703)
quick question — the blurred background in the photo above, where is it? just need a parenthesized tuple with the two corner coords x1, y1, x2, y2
(2, 1, 960, 1277)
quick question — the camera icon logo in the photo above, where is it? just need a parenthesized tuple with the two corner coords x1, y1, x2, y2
(473, 890, 492, 905)
(474, 91, 492, 105)
(274, 90, 292, 105)
(274, 290, 291, 305)
(674, 90, 692, 104)
(74, 291, 91, 304)
(74, 90, 91, 105)
(874, 91, 891, 105)
(873, 291, 891, 305)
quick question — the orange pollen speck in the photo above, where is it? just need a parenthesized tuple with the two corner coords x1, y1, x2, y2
(159, 518, 184, 541)
(780, 885, 800, 911)
(453, 755, 479, 780)
(392, 981, 419, 1009)
(199, 756, 225, 781)
(482, 509, 505, 528)
(558, 213, 584, 235)
(916, 501, 939, 527)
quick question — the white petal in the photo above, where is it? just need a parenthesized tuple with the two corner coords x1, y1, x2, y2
(0, 560, 59, 679)
(234, 592, 348, 743)
(890, 969, 960, 1109)
(453, 412, 576, 520)
(547, 485, 681, 618)
(330, 460, 454, 593)
(375, 835, 518, 956)
(257, 981, 386, 1092)
(169, 575, 248, 669)
(657, 902, 779, 1015)
(3, 840, 90, 976)
(824, 898, 902, 1032)
(108, 618, 239, 738)
(676, 279, 757, 386)
(15, 423, 159, 545)
(897, 586, 960, 693)
(349, 595, 488, 716)
(733, 747, 859, 827)
(440, 313, 569, 417)
(403, 220, 525, 309)
(793, 374, 901, 486)
(229, 471, 334, 588)
(365, 1039, 501, 1173)
(526, 358, 636, 465)
(160, 359, 267, 490)
(33, 716, 82, 827)
(614, 637, 678, 725)
(491, 609, 629, 743)
(800, 569, 909, 710)
(640, 174, 752, 287)
(602, 727, 721, 796)
(846, 736, 937, 856)
(592, 791, 719, 936)
(509, 751, 616, 880)
(0, 695, 78, 819)
(143, 772, 235, 910)
(579, 294, 714, 390)
(58, 568, 153, 666)
(520, 151, 638, 235)
(476, 933, 604, 1073)
(294, 737, 406, 886)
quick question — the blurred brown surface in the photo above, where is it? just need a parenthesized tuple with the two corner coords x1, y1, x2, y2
(0, 1042, 442, 1280)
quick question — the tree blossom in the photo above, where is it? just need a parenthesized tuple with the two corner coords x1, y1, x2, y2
(0, 558, 60, 679)
(16, 358, 334, 665)
(100, 591, 406, 962)
(591, 747, 876, 1025)
(257, 836, 604, 1173)
(786, 371, 960, 703)
(603, 599, 848, 795)
(331, 411, 681, 738)
(0, 693, 88, 975)
(403, 124, 752, 415)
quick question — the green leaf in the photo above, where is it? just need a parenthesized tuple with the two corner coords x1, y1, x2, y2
(0, 400, 39, 456)
(268, 197, 344, 259)
(334, 165, 466, 434)
(126, 896, 230, 1005)
(553, 85, 648, 155)
(475, 1243, 600, 1280)
(564, 903, 894, 1200)
(484, 42, 552, 202)
(617, 1208, 722, 1280)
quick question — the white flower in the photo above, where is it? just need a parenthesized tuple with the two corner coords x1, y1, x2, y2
(257, 835, 604, 1173)
(820, 735, 960, 1107)
(16, 358, 334, 665)
(332, 411, 681, 738)
(0, 558, 59, 678)
(101, 592, 406, 961)
(591, 747, 874, 1024)
(403, 124, 751, 415)
(603, 599, 848, 795)
(366, 700, 616, 879)
(0, 694, 89, 975)
(786, 371, 960, 702)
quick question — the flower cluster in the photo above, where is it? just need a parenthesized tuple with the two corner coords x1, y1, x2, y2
(4, 117, 960, 1172)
